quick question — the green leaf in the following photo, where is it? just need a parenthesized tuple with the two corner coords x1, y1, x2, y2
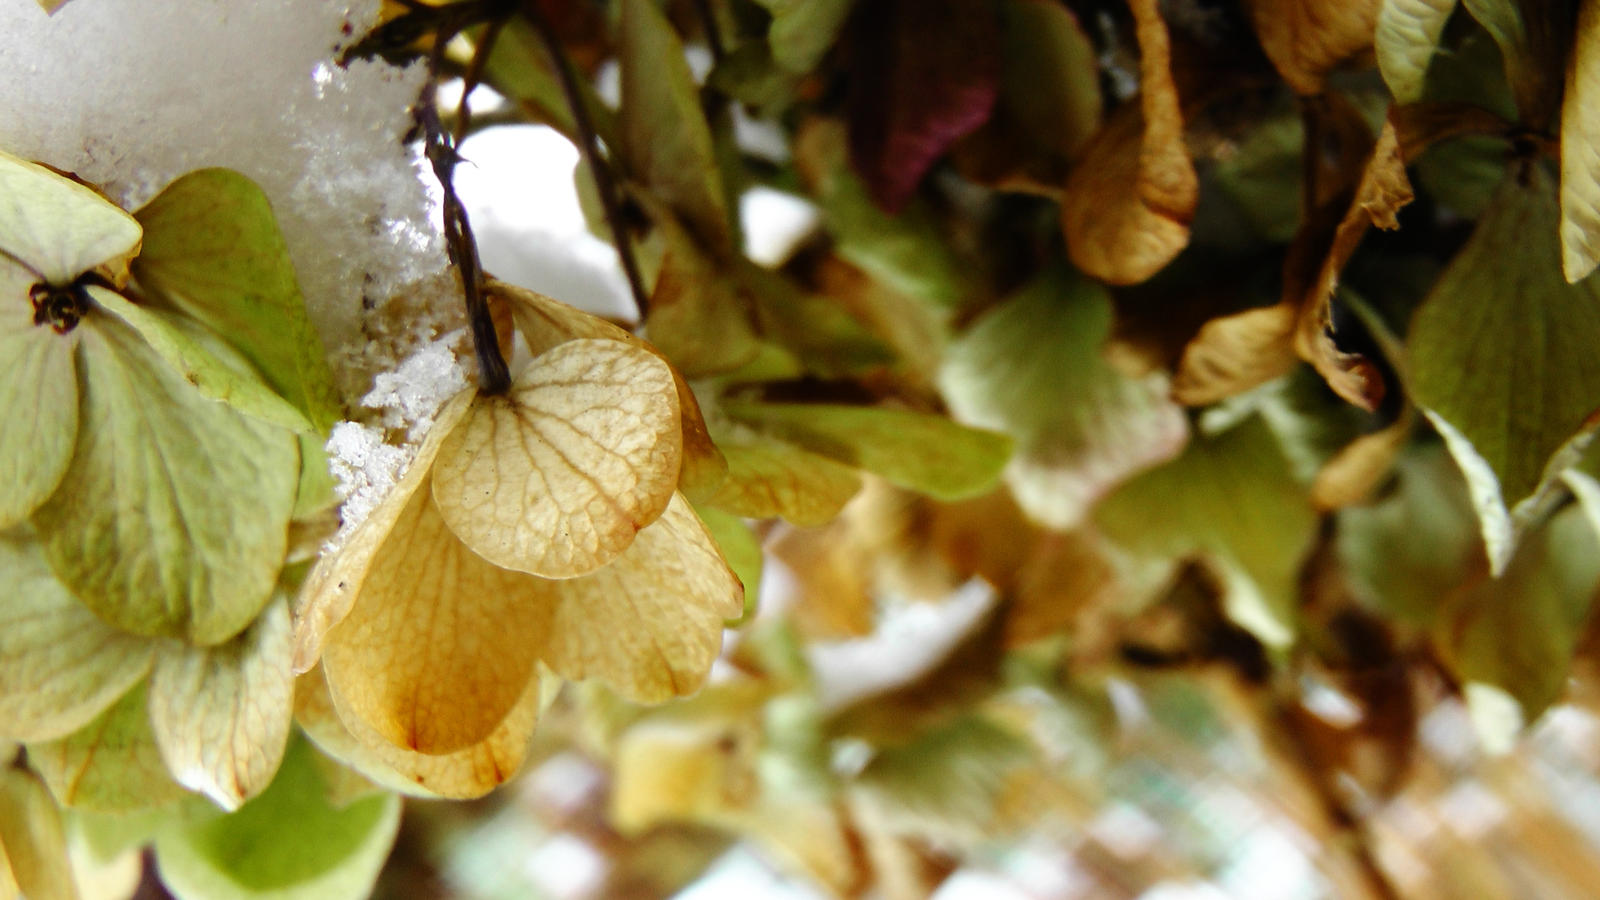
(693, 503, 765, 627)
(0, 147, 140, 286)
(723, 401, 1011, 501)
(618, 0, 732, 249)
(149, 597, 294, 812)
(1459, 0, 1537, 118)
(1096, 415, 1317, 646)
(0, 293, 78, 529)
(1376, 0, 1458, 103)
(1337, 447, 1482, 626)
(0, 534, 153, 743)
(293, 434, 337, 520)
(752, 0, 857, 73)
(32, 307, 298, 645)
(740, 262, 897, 379)
(938, 268, 1187, 529)
(131, 169, 341, 433)
(29, 683, 189, 813)
(1439, 505, 1600, 746)
(1409, 166, 1600, 575)
(88, 287, 313, 434)
(853, 715, 1034, 842)
(153, 738, 400, 900)
(0, 764, 79, 900)
(709, 429, 863, 526)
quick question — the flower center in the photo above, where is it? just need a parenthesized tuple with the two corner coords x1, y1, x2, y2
(28, 278, 92, 334)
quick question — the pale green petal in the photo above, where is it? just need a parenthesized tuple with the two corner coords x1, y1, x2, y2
(0, 535, 153, 742)
(131, 169, 341, 431)
(1376, 0, 1458, 103)
(1410, 167, 1600, 574)
(751, 0, 857, 73)
(939, 268, 1187, 529)
(0, 148, 140, 285)
(152, 739, 400, 900)
(709, 430, 863, 527)
(87, 287, 312, 434)
(33, 310, 298, 645)
(0, 295, 78, 528)
(29, 683, 188, 813)
(150, 597, 294, 812)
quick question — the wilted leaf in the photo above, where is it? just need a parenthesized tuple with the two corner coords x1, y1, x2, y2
(1410, 165, 1600, 574)
(854, 714, 1035, 843)
(1311, 414, 1414, 510)
(293, 392, 472, 674)
(752, 0, 857, 73)
(1561, 0, 1600, 283)
(0, 293, 77, 529)
(321, 467, 548, 755)
(0, 765, 77, 900)
(846, 0, 999, 211)
(532, 494, 743, 702)
(152, 739, 400, 900)
(740, 262, 896, 380)
(1005, 530, 1121, 647)
(709, 429, 863, 527)
(296, 666, 541, 800)
(0, 535, 152, 743)
(1376, 0, 1459, 102)
(132, 168, 341, 432)
(496, 279, 728, 502)
(88, 287, 312, 434)
(1439, 505, 1600, 735)
(618, 0, 731, 249)
(1245, 0, 1383, 95)
(149, 597, 294, 811)
(724, 401, 1011, 501)
(941, 268, 1187, 528)
(431, 338, 682, 578)
(33, 308, 297, 646)
(29, 684, 188, 813)
(1097, 416, 1317, 646)
(1061, 0, 1197, 285)
(0, 148, 140, 287)
(770, 516, 876, 639)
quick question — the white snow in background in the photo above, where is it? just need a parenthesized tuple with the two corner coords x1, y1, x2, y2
(0, 0, 444, 355)
(740, 187, 818, 267)
(455, 124, 637, 319)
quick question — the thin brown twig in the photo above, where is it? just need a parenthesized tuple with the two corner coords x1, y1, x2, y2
(422, 30, 512, 395)
(521, 0, 653, 321)
(689, 0, 725, 64)
(454, 15, 508, 143)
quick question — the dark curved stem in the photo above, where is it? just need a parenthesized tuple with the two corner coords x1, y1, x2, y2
(522, 0, 652, 320)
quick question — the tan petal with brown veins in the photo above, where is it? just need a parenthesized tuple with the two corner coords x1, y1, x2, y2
(534, 494, 743, 703)
(1246, 0, 1383, 95)
(320, 472, 549, 756)
(432, 339, 683, 578)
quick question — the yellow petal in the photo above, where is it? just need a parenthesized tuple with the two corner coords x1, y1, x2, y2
(432, 338, 682, 578)
(296, 666, 543, 800)
(535, 493, 743, 702)
(1562, 0, 1600, 282)
(496, 279, 728, 501)
(0, 766, 78, 900)
(320, 473, 550, 755)
(292, 390, 475, 673)
(0, 149, 140, 286)
(148, 596, 294, 811)
(1060, 0, 1196, 284)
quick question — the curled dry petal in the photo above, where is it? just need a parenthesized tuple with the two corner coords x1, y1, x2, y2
(431, 338, 682, 579)
(1172, 302, 1300, 406)
(1561, 0, 1600, 283)
(1060, 0, 1196, 285)
(1246, 0, 1383, 95)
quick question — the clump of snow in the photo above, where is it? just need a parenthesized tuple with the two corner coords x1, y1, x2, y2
(0, 0, 444, 360)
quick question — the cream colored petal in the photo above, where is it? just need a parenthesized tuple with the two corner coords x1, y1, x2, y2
(0, 288, 77, 530)
(0, 149, 139, 286)
(296, 666, 542, 800)
(0, 765, 78, 900)
(432, 338, 682, 579)
(320, 475, 550, 755)
(1562, 0, 1600, 282)
(0, 535, 153, 743)
(536, 494, 743, 703)
(292, 390, 474, 673)
(148, 596, 294, 812)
